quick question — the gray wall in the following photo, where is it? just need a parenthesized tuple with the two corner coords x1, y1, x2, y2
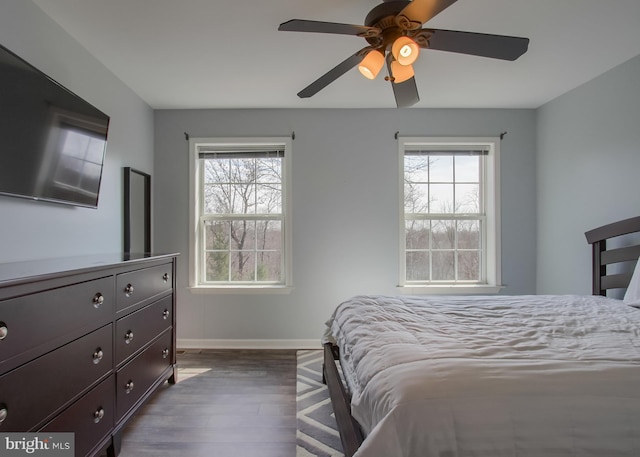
(154, 109, 537, 344)
(536, 55, 640, 295)
(0, 0, 154, 262)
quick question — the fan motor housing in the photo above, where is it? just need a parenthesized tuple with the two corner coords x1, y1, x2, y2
(364, 1, 411, 49)
(364, 1, 411, 27)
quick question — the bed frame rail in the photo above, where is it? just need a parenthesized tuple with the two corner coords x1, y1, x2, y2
(322, 343, 364, 457)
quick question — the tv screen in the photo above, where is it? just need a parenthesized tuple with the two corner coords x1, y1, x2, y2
(0, 43, 110, 208)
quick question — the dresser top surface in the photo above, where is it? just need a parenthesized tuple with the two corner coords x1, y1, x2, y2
(0, 253, 179, 287)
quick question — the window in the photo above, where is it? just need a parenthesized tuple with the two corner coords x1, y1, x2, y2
(399, 137, 501, 293)
(189, 138, 292, 291)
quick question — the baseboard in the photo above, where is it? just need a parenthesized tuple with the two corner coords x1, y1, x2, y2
(177, 338, 322, 350)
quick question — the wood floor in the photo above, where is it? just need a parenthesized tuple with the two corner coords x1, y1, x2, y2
(114, 349, 297, 457)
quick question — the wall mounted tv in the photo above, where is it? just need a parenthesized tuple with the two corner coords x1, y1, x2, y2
(0, 43, 110, 208)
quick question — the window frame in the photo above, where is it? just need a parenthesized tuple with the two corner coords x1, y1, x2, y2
(188, 137, 293, 293)
(398, 136, 502, 294)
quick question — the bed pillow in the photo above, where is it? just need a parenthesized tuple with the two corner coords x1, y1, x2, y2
(624, 256, 640, 306)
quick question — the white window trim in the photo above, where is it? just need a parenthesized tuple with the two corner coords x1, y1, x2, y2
(188, 137, 293, 294)
(397, 136, 502, 295)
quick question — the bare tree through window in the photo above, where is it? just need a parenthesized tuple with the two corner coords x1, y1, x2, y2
(404, 150, 484, 283)
(201, 153, 284, 283)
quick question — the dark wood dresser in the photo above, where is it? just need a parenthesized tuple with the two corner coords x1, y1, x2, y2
(0, 253, 178, 457)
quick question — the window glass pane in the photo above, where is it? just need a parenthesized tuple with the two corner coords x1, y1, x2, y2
(405, 220, 430, 249)
(229, 183, 256, 214)
(431, 219, 455, 249)
(230, 252, 255, 281)
(404, 156, 429, 182)
(429, 184, 454, 213)
(203, 219, 283, 284)
(230, 220, 255, 250)
(454, 155, 479, 182)
(257, 220, 282, 251)
(205, 252, 229, 282)
(257, 158, 281, 183)
(204, 159, 228, 184)
(404, 183, 429, 213)
(432, 251, 455, 280)
(203, 183, 229, 214)
(229, 158, 255, 183)
(429, 156, 453, 182)
(256, 184, 281, 214)
(457, 220, 480, 250)
(406, 251, 430, 281)
(458, 251, 480, 280)
(257, 252, 281, 281)
(204, 221, 229, 249)
(455, 183, 480, 213)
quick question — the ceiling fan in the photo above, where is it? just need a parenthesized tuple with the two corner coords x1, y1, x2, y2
(278, 0, 529, 107)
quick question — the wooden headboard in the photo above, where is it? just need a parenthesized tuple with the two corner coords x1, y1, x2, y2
(585, 216, 640, 296)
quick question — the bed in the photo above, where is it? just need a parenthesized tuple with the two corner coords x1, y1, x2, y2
(322, 215, 640, 457)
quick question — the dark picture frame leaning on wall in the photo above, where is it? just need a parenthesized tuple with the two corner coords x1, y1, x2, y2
(124, 167, 151, 254)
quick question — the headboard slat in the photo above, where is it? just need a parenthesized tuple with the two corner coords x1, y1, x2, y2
(601, 274, 633, 291)
(601, 245, 640, 265)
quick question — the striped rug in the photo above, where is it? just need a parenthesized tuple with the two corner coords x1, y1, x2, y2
(296, 350, 344, 457)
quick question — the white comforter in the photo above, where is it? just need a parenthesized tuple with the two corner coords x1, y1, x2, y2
(325, 294, 640, 457)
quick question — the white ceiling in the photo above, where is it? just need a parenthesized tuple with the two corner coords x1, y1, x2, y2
(32, 0, 640, 110)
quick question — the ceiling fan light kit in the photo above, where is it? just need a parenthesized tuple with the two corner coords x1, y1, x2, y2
(391, 36, 419, 66)
(390, 60, 415, 83)
(278, 0, 529, 108)
(358, 49, 386, 79)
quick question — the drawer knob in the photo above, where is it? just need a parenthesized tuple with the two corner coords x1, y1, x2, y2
(125, 380, 135, 394)
(162, 309, 170, 320)
(162, 348, 170, 359)
(124, 283, 134, 296)
(162, 273, 169, 282)
(92, 348, 104, 364)
(92, 293, 104, 308)
(93, 407, 105, 423)
(0, 323, 7, 340)
(0, 405, 7, 424)
(124, 331, 134, 344)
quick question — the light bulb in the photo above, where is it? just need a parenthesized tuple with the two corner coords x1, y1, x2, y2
(358, 49, 385, 80)
(399, 45, 413, 58)
(391, 36, 419, 66)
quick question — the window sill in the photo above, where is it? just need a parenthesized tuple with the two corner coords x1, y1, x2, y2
(397, 284, 504, 295)
(188, 285, 293, 295)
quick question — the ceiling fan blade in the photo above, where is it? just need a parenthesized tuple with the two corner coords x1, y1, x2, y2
(391, 77, 420, 107)
(278, 19, 379, 37)
(386, 54, 420, 108)
(423, 29, 529, 61)
(297, 52, 366, 99)
(397, 0, 458, 29)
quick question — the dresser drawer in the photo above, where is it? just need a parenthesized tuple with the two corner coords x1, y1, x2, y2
(0, 277, 114, 372)
(115, 295, 173, 366)
(0, 324, 113, 431)
(41, 376, 114, 457)
(116, 329, 172, 421)
(115, 263, 172, 313)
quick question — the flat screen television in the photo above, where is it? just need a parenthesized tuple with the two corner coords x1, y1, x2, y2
(0, 42, 110, 208)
